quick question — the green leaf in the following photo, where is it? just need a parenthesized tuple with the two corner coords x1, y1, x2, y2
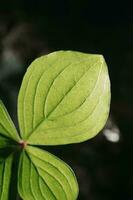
(0, 154, 13, 200)
(0, 134, 18, 149)
(0, 135, 12, 149)
(18, 146, 78, 200)
(0, 100, 20, 142)
(18, 51, 110, 145)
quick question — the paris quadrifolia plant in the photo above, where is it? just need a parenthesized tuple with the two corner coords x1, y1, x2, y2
(0, 51, 111, 200)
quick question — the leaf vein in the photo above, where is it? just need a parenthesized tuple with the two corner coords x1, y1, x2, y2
(0, 161, 5, 199)
(0, 122, 13, 140)
(29, 60, 100, 136)
(37, 165, 67, 200)
(32, 67, 107, 141)
(43, 63, 71, 118)
(27, 153, 58, 200)
(30, 162, 36, 200)
(49, 60, 103, 120)
(29, 152, 72, 198)
(23, 68, 35, 135)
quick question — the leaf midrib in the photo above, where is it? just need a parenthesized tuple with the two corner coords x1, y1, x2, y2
(26, 152, 64, 200)
(27, 149, 74, 195)
(26, 59, 102, 140)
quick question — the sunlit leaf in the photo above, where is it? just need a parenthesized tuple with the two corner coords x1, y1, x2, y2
(0, 100, 20, 142)
(0, 50, 111, 200)
(18, 146, 78, 200)
(18, 51, 110, 145)
(0, 154, 13, 200)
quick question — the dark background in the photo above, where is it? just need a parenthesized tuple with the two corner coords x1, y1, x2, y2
(0, 0, 133, 199)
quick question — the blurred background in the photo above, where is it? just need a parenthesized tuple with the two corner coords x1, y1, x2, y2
(0, 0, 133, 199)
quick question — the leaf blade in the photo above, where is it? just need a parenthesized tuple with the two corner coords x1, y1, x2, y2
(18, 51, 110, 144)
(18, 146, 79, 200)
(0, 135, 13, 149)
(0, 154, 13, 200)
(0, 100, 20, 142)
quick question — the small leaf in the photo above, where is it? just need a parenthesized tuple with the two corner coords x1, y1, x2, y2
(0, 154, 13, 200)
(18, 146, 78, 200)
(18, 51, 110, 144)
(0, 100, 20, 142)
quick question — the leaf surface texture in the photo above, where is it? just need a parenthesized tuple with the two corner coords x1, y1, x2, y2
(18, 51, 110, 144)
(0, 154, 13, 200)
(0, 100, 19, 141)
(18, 146, 78, 200)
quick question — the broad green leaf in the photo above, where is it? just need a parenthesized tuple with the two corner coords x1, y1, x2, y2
(18, 146, 78, 200)
(0, 100, 20, 142)
(0, 154, 13, 200)
(18, 51, 110, 144)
